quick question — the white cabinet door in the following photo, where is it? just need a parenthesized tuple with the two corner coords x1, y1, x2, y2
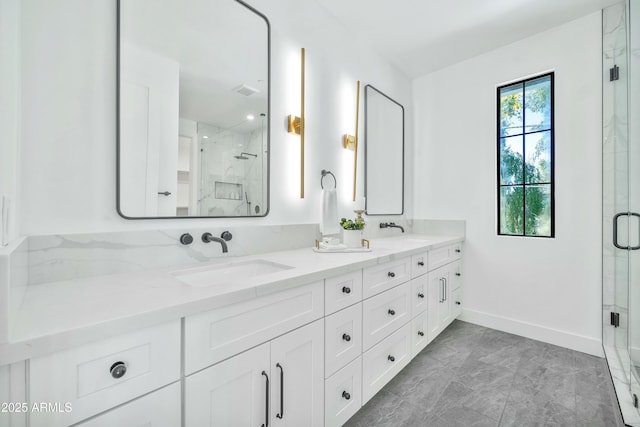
(427, 266, 451, 342)
(440, 269, 452, 327)
(271, 320, 324, 427)
(185, 343, 270, 427)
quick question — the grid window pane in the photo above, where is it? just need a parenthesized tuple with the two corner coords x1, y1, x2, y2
(525, 131, 551, 184)
(525, 185, 551, 236)
(524, 76, 552, 133)
(499, 83, 523, 137)
(500, 136, 524, 185)
(497, 73, 553, 238)
(500, 186, 524, 235)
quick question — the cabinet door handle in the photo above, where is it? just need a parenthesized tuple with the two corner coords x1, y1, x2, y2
(443, 278, 447, 301)
(418, 331, 424, 337)
(388, 272, 395, 278)
(455, 272, 461, 277)
(418, 293, 424, 299)
(342, 286, 351, 294)
(342, 333, 351, 342)
(388, 355, 395, 362)
(342, 390, 351, 400)
(261, 371, 269, 427)
(388, 309, 396, 316)
(455, 248, 461, 253)
(418, 261, 425, 266)
(438, 278, 443, 303)
(276, 363, 284, 419)
(157, 191, 171, 196)
(456, 301, 461, 305)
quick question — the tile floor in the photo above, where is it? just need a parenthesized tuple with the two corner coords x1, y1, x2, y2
(345, 320, 624, 427)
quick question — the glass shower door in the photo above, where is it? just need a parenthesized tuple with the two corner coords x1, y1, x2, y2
(628, 0, 640, 409)
(603, 0, 633, 414)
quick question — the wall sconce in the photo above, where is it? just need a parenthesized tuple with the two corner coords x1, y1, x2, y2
(343, 80, 361, 201)
(287, 47, 305, 199)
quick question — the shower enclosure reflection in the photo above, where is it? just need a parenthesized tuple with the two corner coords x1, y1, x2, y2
(187, 118, 266, 217)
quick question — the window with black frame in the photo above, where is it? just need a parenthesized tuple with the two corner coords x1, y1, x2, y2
(497, 73, 554, 237)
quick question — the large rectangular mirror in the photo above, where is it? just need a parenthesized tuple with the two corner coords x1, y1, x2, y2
(364, 85, 404, 215)
(117, 0, 270, 218)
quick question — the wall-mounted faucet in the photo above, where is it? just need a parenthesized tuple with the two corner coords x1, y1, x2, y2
(379, 222, 405, 233)
(202, 231, 233, 253)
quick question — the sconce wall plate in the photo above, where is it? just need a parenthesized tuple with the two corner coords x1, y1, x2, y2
(286, 48, 305, 198)
(344, 80, 361, 201)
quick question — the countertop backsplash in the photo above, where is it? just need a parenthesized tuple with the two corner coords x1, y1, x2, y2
(25, 224, 318, 286)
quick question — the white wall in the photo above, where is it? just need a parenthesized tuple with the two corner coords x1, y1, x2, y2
(16, 0, 412, 235)
(413, 12, 603, 355)
(0, 0, 21, 245)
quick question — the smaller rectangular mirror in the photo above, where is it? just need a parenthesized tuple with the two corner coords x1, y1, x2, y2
(364, 85, 404, 215)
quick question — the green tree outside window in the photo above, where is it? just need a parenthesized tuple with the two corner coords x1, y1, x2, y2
(498, 74, 554, 237)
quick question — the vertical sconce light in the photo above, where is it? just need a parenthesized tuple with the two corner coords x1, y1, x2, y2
(343, 80, 361, 201)
(287, 48, 305, 198)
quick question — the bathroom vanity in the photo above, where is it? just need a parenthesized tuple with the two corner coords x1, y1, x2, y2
(0, 234, 463, 426)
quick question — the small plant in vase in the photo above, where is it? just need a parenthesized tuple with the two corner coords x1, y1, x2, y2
(340, 217, 365, 248)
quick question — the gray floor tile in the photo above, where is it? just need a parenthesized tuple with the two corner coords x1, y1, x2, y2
(343, 389, 427, 427)
(384, 355, 455, 413)
(455, 358, 517, 395)
(345, 320, 622, 427)
(431, 380, 508, 421)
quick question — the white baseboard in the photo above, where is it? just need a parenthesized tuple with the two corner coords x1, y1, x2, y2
(459, 308, 604, 357)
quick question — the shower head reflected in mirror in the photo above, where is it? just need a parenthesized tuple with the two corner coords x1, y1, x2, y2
(234, 152, 258, 160)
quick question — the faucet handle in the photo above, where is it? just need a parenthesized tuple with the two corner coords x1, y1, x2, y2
(221, 231, 232, 241)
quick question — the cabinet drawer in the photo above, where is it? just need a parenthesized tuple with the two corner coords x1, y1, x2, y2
(325, 304, 362, 378)
(75, 383, 181, 427)
(411, 311, 429, 358)
(411, 275, 427, 316)
(451, 259, 462, 290)
(362, 257, 411, 298)
(325, 270, 362, 315)
(29, 320, 181, 427)
(451, 287, 462, 318)
(411, 252, 429, 278)
(362, 322, 411, 404)
(185, 280, 324, 374)
(428, 243, 462, 271)
(324, 357, 362, 427)
(362, 281, 411, 350)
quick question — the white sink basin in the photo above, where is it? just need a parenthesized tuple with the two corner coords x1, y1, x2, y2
(171, 259, 294, 288)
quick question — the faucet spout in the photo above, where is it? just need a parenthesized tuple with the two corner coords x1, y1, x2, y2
(202, 232, 228, 252)
(379, 222, 405, 233)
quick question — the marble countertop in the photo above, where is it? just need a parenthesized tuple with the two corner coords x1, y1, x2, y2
(0, 234, 463, 365)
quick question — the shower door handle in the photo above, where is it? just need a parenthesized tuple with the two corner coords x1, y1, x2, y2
(613, 212, 640, 250)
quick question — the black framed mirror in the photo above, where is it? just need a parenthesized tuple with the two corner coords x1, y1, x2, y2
(364, 85, 404, 215)
(117, 0, 270, 218)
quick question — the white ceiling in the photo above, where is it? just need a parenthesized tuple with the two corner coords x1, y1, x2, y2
(314, 0, 621, 78)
